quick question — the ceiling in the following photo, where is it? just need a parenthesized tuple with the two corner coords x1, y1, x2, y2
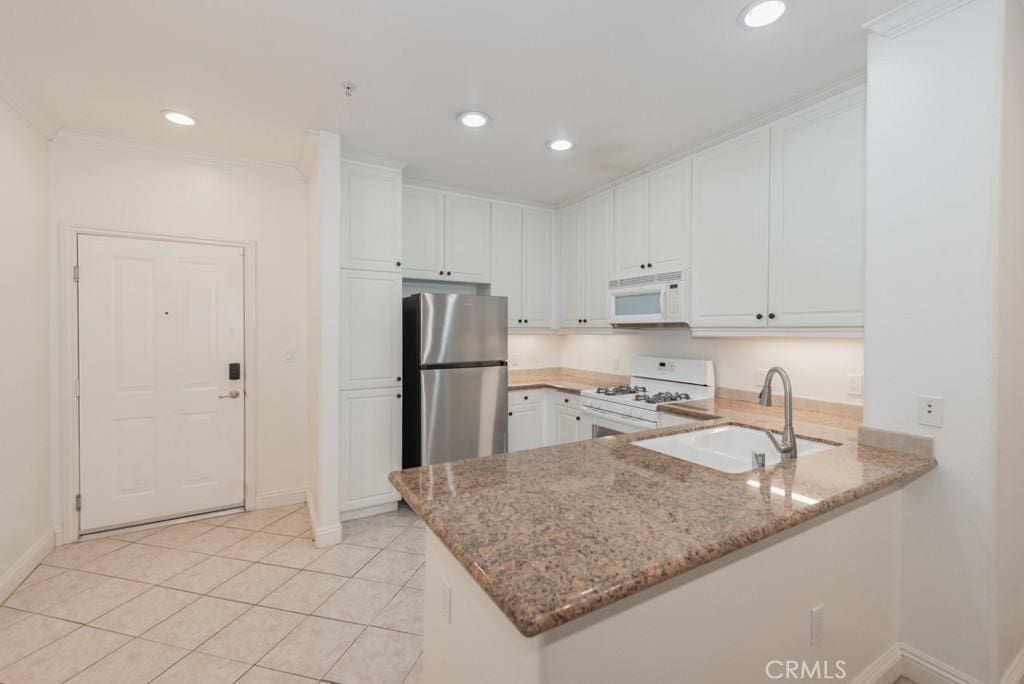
(0, 0, 900, 205)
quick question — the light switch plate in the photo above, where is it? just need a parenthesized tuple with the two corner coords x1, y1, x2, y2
(917, 396, 944, 427)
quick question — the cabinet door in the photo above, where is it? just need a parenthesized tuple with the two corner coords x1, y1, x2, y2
(769, 95, 865, 327)
(583, 191, 613, 327)
(648, 161, 691, 275)
(445, 195, 492, 283)
(340, 270, 402, 390)
(520, 209, 552, 329)
(402, 187, 445, 279)
(509, 403, 544, 452)
(691, 131, 771, 328)
(558, 205, 584, 329)
(490, 204, 524, 325)
(340, 163, 402, 272)
(339, 388, 401, 512)
(555, 407, 582, 444)
(611, 177, 650, 279)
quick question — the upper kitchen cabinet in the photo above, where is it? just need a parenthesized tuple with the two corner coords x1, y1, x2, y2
(610, 163, 689, 280)
(445, 194, 492, 283)
(492, 203, 552, 330)
(340, 161, 403, 272)
(558, 204, 584, 329)
(558, 191, 612, 330)
(402, 187, 445, 280)
(691, 130, 771, 328)
(611, 177, 649, 279)
(768, 93, 865, 328)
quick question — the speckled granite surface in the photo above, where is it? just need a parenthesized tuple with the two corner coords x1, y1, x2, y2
(389, 407, 936, 638)
(508, 367, 629, 394)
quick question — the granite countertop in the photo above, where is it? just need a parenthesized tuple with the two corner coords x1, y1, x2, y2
(507, 367, 628, 395)
(388, 402, 936, 638)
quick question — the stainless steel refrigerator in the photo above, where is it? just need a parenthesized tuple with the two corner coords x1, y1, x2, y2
(402, 293, 508, 468)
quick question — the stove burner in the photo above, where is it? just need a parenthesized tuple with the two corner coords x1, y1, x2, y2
(596, 385, 646, 396)
(634, 391, 692, 404)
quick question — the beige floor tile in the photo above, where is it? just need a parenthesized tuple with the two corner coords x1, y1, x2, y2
(42, 539, 127, 569)
(151, 651, 249, 683)
(259, 571, 346, 614)
(90, 586, 198, 636)
(405, 565, 424, 590)
(371, 588, 423, 635)
(387, 528, 426, 555)
(0, 625, 129, 684)
(17, 564, 66, 590)
(142, 596, 249, 649)
(80, 544, 207, 584)
(323, 626, 421, 684)
(198, 605, 304, 664)
(263, 509, 312, 537)
(362, 507, 419, 528)
(140, 522, 219, 550)
(5, 569, 108, 613)
(67, 637, 188, 683)
(354, 550, 424, 586)
(261, 538, 328, 569)
(162, 555, 252, 594)
(210, 563, 297, 604)
(258, 615, 363, 679)
(238, 666, 318, 683)
(181, 525, 254, 554)
(222, 508, 293, 532)
(306, 544, 378, 577)
(403, 655, 423, 684)
(0, 607, 32, 631)
(42, 577, 150, 623)
(0, 614, 78, 669)
(109, 527, 159, 542)
(341, 522, 406, 549)
(220, 531, 293, 561)
(314, 578, 398, 625)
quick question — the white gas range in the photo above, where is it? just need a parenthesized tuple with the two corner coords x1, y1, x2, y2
(580, 356, 715, 437)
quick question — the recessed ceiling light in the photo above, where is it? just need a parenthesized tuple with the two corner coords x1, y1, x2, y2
(458, 111, 490, 128)
(547, 139, 574, 152)
(162, 110, 196, 126)
(741, 0, 787, 28)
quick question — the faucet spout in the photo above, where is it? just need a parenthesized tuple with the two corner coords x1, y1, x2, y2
(758, 367, 797, 459)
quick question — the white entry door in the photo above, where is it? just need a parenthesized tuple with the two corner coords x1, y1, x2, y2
(78, 235, 245, 532)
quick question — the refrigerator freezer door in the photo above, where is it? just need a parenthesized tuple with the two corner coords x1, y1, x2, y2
(419, 294, 508, 365)
(420, 365, 508, 465)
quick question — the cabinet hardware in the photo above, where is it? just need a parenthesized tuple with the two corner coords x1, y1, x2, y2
(508, 411, 513, 416)
(524, 319, 528, 324)
(518, 319, 523, 324)
(640, 264, 646, 269)
(396, 376, 402, 382)
(583, 319, 588, 323)
(756, 313, 764, 320)
(439, 270, 444, 275)
(524, 396, 529, 400)
(396, 260, 402, 267)
(564, 398, 569, 403)
(447, 271, 452, 276)
(576, 416, 581, 421)
(397, 393, 402, 399)
(578, 319, 582, 324)
(768, 313, 776, 319)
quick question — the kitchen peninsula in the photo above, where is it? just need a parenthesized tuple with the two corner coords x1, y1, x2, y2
(389, 401, 935, 684)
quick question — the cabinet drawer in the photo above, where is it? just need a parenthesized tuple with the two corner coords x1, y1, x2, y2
(552, 392, 581, 410)
(509, 389, 542, 406)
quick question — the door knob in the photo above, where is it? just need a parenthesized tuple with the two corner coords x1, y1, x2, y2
(218, 390, 241, 399)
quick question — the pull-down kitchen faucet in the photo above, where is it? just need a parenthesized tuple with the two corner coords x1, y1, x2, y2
(758, 367, 797, 460)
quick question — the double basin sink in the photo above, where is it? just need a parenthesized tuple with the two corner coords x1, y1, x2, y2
(633, 425, 832, 473)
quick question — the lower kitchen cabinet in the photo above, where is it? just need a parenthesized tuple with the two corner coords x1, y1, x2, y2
(508, 401, 544, 452)
(555, 406, 583, 444)
(339, 387, 402, 514)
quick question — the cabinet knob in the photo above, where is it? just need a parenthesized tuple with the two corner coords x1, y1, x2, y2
(396, 376, 402, 382)
(756, 313, 764, 320)
(524, 319, 529, 324)
(583, 319, 588, 323)
(508, 411, 513, 416)
(768, 313, 776, 320)
(576, 416, 581, 421)
(439, 270, 444, 275)
(524, 396, 528, 400)
(518, 319, 523, 324)
(447, 271, 452, 276)
(577, 319, 582, 324)
(640, 264, 646, 269)
(564, 398, 569, 403)
(396, 261, 402, 267)
(647, 262, 652, 268)
(396, 393, 402, 399)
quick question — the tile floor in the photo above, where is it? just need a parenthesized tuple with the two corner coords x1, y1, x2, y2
(0, 503, 426, 683)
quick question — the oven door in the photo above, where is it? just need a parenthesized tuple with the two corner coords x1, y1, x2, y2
(580, 406, 658, 437)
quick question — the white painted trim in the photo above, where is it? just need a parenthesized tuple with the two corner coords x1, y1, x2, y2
(53, 129, 302, 177)
(0, 530, 54, 604)
(1001, 646, 1024, 684)
(58, 225, 259, 543)
(340, 502, 398, 522)
(900, 643, 984, 684)
(850, 642, 902, 684)
(340, 152, 407, 172)
(253, 487, 307, 510)
(689, 327, 864, 338)
(307, 491, 341, 548)
(863, 0, 977, 38)
(403, 179, 556, 211)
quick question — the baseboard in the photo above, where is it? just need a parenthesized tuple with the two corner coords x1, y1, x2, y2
(253, 487, 307, 510)
(853, 642, 984, 684)
(307, 491, 341, 549)
(0, 529, 55, 603)
(340, 502, 397, 522)
(851, 642, 903, 684)
(1001, 646, 1024, 684)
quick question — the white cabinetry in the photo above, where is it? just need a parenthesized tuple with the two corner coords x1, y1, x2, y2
(558, 204, 584, 328)
(559, 191, 612, 330)
(491, 204, 552, 330)
(339, 388, 402, 514)
(339, 270, 402, 390)
(401, 187, 445, 279)
(445, 195, 492, 283)
(550, 392, 583, 444)
(340, 162, 402, 273)
(610, 163, 690, 281)
(508, 391, 544, 452)
(612, 177, 649, 279)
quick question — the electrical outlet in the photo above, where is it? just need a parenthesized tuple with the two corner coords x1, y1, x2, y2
(612, 357, 621, 371)
(917, 396, 944, 427)
(847, 374, 863, 397)
(810, 604, 825, 645)
(756, 368, 768, 387)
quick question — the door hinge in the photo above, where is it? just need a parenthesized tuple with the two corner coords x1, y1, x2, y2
(75, 494, 82, 511)
(73, 264, 79, 283)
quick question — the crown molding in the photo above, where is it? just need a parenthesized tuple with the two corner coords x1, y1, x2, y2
(53, 129, 303, 177)
(863, 0, 976, 38)
(339, 150, 407, 171)
(403, 178, 556, 211)
(0, 66, 60, 139)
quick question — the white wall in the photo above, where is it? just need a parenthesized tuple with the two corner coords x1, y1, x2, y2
(507, 334, 562, 370)
(864, 0, 1003, 678)
(0, 95, 53, 598)
(51, 133, 309, 510)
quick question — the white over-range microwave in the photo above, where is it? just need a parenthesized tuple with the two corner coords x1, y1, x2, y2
(608, 269, 689, 325)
